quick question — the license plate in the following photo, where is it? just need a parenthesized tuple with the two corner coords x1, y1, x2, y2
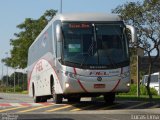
(94, 84, 105, 88)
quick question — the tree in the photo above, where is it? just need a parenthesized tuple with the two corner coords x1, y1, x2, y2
(9, 72, 27, 91)
(2, 9, 57, 68)
(112, 0, 160, 101)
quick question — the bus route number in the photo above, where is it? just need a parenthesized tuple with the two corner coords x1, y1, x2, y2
(36, 61, 43, 72)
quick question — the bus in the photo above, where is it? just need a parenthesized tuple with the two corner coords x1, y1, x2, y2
(27, 13, 137, 104)
(141, 72, 160, 95)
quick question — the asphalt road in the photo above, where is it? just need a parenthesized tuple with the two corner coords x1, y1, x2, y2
(0, 93, 159, 120)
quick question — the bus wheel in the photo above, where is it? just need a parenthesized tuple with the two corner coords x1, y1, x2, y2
(41, 97, 47, 102)
(33, 84, 41, 103)
(34, 95, 41, 103)
(103, 93, 115, 104)
(52, 85, 62, 104)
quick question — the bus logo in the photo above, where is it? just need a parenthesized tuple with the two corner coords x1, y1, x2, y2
(97, 77, 102, 81)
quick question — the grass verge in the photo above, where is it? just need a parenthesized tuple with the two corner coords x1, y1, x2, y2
(116, 95, 160, 102)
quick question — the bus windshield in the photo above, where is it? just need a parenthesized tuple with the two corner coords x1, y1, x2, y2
(62, 22, 129, 69)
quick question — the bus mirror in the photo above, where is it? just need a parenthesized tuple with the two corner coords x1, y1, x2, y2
(126, 25, 137, 43)
(56, 24, 62, 42)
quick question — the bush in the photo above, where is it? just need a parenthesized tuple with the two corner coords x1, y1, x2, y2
(140, 85, 158, 95)
(15, 86, 23, 92)
(21, 90, 28, 94)
(119, 84, 158, 95)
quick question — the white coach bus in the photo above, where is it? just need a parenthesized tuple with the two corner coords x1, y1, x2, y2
(27, 13, 137, 104)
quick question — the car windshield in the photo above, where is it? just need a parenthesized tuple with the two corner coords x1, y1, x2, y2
(62, 22, 129, 68)
(144, 75, 159, 83)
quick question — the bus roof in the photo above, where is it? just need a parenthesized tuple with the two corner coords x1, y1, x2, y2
(53, 13, 122, 22)
(28, 13, 122, 52)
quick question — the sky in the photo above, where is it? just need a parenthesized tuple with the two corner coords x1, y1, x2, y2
(0, 0, 140, 77)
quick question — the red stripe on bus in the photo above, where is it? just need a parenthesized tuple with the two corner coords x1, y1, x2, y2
(111, 79, 121, 92)
(110, 67, 123, 92)
(77, 79, 88, 93)
(73, 67, 77, 74)
(73, 67, 88, 93)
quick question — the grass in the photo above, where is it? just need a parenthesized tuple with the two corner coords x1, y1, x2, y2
(21, 90, 28, 94)
(116, 94, 160, 102)
(0, 90, 28, 94)
(96, 94, 160, 103)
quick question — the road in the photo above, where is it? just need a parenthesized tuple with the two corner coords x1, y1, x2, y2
(0, 93, 159, 120)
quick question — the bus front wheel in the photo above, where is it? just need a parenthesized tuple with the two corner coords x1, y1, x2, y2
(52, 85, 62, 104)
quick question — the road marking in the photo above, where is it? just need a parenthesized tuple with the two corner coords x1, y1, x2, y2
(97, 103, 120, 110)
(0, 103, 11, 107)
(125, 102, 148, 109)
(0, 103, 55, 107)
(0, 106, 28, 113)
(70, 105, 95, 112)
(149, 104, 160, 109)
(18, 104, 53, 113)
(10, 103, 21, 106)
(46, 105, 73, 112)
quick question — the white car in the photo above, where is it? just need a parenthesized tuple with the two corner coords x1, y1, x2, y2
(142, 72, 160, 95)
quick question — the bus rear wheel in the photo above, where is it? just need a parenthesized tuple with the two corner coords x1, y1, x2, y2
(52, 85, 62, 104)
(34, 96, 41, 103)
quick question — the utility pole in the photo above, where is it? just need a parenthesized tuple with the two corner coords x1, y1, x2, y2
(14, 69, 16, 93)
(5, 52, 9, 92)
(1, 62, 3, 92)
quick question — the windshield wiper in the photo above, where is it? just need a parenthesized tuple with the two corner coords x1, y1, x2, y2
(80, 41, 94, 67)
(80, 24, 97, 67)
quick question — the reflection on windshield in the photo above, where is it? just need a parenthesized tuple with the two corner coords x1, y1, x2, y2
(62, 22, 129, 68)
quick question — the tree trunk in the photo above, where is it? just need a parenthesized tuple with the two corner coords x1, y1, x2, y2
(146, 58, 153, 103)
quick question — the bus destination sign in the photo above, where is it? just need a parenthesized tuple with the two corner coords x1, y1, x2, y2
(69, 23, 90, 29)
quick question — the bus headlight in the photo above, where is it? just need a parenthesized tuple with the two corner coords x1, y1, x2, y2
(65, 82, 70, 88)
(126, 83, 130, 87)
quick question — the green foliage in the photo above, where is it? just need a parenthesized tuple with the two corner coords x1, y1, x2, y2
(1, 72, 27, 90)
(14, 85, 23, 92)
(0, 71, 27, 93)
(0, 86, 24, 93)
(140, 85, 158, 95)
(2, 9, 57, 68)
(112, 0, 160, 100)
(112, 0, 160, 62)
(119, 84, 158, 95)
(21, 90, 28, 94)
